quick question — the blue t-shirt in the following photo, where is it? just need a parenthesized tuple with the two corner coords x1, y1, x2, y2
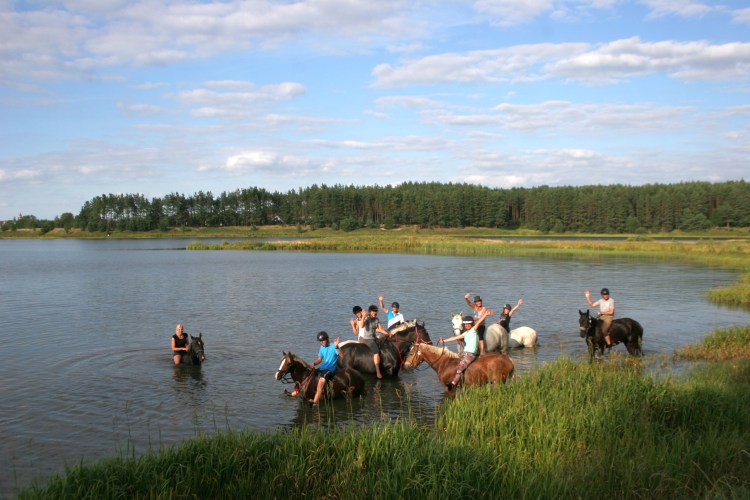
(317, 343, 339, 372)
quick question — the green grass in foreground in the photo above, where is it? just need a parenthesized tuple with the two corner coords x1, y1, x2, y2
(19, 351, 750, 499)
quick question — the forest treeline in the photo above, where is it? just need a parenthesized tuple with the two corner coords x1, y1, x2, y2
(4, 180, 750, 234)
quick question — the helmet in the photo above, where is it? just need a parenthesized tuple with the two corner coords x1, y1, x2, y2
(462, 316, 474, 324)
(391, 302, 400, 308)
(601, 288, 610, 295)
(317, 331, 329, 342)
(473, 295, 482, 302)
(503, 304, 512, 310)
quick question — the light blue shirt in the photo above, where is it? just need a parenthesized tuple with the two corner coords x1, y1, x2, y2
(317, 343, 339, 372)
(463, 327, 479, 355)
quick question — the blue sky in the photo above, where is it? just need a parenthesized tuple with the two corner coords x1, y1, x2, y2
(1, 0, 749, 220)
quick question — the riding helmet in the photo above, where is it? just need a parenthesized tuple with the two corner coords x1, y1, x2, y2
(601, 288, 610, 295)
(474, 295, 482, 302)
(391, 302, 399, 308)
(462, 316, 474, 324)
(504, 304, 512, 310)
(317, 331, 329, 342)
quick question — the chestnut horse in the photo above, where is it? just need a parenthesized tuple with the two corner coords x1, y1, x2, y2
(404, 343, 514, 393)
(275, 352, 364, 401)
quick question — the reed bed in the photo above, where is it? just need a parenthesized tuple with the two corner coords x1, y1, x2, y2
(20, 354, 750, 499)
(674, 326, 750, 360)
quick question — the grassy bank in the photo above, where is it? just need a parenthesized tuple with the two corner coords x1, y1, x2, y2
(19, 346, 750, 499)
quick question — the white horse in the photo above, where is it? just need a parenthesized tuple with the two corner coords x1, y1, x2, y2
(451, 312, 537, 355)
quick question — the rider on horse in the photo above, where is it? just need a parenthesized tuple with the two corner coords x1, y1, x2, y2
(439, 308, 494, 391)
(585, 288, 615, 348)
(309, 331, 342, 405)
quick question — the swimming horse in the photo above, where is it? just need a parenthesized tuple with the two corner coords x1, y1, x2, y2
(451, 313, 537, 355)
(178, 334, 206, 366)
(338, 319, 432, 378)
(578, 309, 644, 358)
(275, 352, 364, 401)
(403, 342, 514, 393)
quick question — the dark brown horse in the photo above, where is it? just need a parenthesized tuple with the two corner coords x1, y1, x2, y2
(338, 319, 432, 378)
(403, 343, 514, 393)
(275, 352, 364, 401)
(178, 334, 206, 366)
(579, 310, 644, 357)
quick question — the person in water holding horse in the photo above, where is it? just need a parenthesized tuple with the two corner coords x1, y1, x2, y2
(465, 293, 489, 354)
(350, 304, 390, 379)
(171, 323, 189, 365)
(497, 299, 523, 331)
(309, 331, 342, 406)
(585, 288, 615, 348)
(439, 308, 494, 391)
(378, 294, 405, 330)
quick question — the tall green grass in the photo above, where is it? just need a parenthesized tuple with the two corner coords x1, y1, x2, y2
(20, 356, 750, 499)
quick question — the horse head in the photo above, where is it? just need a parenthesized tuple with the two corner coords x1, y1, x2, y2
(403, 343, 424, 369)
(275, 351, 310, 382)
(451, 313, 463, 336)
(189, 333, 206, 362)
(578, 310, 595, 338)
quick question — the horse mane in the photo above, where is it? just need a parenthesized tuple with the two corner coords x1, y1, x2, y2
(420, 343, 461, 359)
(388, 319, 417, 335)
(286, 352, 309, 367)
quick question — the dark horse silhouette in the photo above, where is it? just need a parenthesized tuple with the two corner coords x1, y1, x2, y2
(338, 319, 432, 378)
(579, 310, 644, 357)
(177, 334, 206, 366)
(275, 352, 364, 401)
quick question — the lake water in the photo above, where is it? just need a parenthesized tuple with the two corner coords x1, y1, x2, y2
(1, 238, 749, 495)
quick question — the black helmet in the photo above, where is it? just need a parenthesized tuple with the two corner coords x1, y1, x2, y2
(503, 304, 512, 310)
(474, 295, 482, 302)
(601, 288, 610, 295)
(391, 302, 400, 308)
(317, 331, 329, 342)
(462, 316, 474, 324)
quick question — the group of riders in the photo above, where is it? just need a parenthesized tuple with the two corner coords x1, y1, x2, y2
(310, 293, 529, 401)
(171, 287, 616, 404)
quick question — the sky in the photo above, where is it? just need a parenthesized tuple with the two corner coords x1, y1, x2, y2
(1, 1, 749, 220)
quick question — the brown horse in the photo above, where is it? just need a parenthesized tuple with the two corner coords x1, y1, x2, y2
(275, 352, 365, 402)
(404, 343, 514, 393)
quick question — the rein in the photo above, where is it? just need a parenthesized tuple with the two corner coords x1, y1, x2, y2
(388, 323, 432, 370)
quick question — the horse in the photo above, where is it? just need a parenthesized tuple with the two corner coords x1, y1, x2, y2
(178, 333, 206, 366)
(275, 351, 364, 401)
(578, 309, 644, 357)
(451, 313, 537, 355)
(403, 342, 514, 392)
(338, 319, 432, 378)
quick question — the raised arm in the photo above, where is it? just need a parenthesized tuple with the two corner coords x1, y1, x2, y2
(378, 294, 389, 313)
(509, 299, 522, 317)
(464, 293, 477, 311)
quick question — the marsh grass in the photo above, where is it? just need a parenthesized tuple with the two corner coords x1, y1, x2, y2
(20, 353, 750, 499)
(674, 326, 750, 360)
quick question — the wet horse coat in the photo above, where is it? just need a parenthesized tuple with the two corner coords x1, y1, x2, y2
(451, 313, 536, 355)
(578, 309, 644, 357)
(275, 352, 364, 401)
(404, 342, 514, 392)
(178, 334, 206, 366)
(338, 319, 432, 378)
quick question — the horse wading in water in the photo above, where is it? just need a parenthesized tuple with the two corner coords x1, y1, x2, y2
(338, 319, 432, 378)
(275, 352, 364, 401)
(404, 342, 514, 392)
(451, 313, 537, 355)
(177, 334, 206, 366)
(579, 310, 644, 357)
